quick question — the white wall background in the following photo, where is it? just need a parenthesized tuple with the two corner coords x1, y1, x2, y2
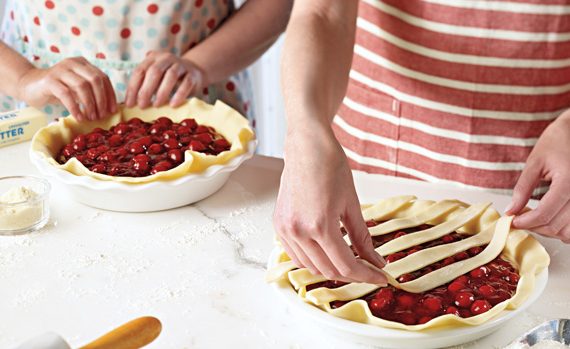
(0, 6, 286, 157)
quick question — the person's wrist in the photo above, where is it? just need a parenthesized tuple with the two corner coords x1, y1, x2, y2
(15, 66, 41, 103)
(181, 55, 209, 88)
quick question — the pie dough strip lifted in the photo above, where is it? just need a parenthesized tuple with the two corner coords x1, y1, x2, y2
(305, 216, 513, 306)
(265, 195, 418, 283)
(287, 201, 489, 289)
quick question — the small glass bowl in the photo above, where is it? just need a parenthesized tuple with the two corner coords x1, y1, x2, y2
(0, 176, 51, 235)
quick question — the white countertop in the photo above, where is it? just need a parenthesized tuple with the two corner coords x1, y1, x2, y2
(0, 141, 568, 349)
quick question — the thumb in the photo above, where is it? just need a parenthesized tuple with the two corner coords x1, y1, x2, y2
(343, 199, 386, 269)
(506, 162, 542, 215)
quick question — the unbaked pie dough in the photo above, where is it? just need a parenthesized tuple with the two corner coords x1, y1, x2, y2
(31, 98, 255, 184)
(266, 196, 550, 330)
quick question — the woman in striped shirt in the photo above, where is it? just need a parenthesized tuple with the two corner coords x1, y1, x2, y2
(274, 0, 570, 284)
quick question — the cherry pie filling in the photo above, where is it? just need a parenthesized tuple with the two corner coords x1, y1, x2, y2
(56, 116, 232, 177)
(305, 222, 520, 326)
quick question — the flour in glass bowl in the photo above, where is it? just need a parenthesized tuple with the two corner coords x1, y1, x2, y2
(0, 186, 43, 231)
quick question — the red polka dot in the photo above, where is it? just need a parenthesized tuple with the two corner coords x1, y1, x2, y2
(45, 1, 55, 9)
(33, 16, 40, 26)
(71, 27, 81, 36)
(226, 82, 235, 92)
(120, 28, 131, 39)
(10, 11, 14, 20)
(23, 35, 29, 43)
(203, 87, 209, 95)
(195, 0, 204, 7)
(33, 55, 40, 61)
(243, 102, 249, 112)
(50, 45, 60, 53)
(92, 6, 104, 16)
(96, 52, 106, 59)
(147, 4, 159, 14)
(170, 24, 181, 34)
(206, 18, 216, 30)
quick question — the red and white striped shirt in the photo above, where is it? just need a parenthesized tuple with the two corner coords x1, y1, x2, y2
(334, 0, 570, 195)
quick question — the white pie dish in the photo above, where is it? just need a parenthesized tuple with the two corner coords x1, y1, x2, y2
(267, 246, 548, 349)
(29, 139, 256, 212)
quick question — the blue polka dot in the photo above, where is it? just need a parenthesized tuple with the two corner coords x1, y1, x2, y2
(133, 40, 144, 49)
(60, 37, 71, 46)
(79, 0, 88, 3)
(211, 0, 217, 5)
(121, 52, 131, 61)
(160, 38, 169, 49)
(108, 42, 119, 51)
(37, 39, 46, 49)
(95, 31, 105, 40)
(46, 24, 57, 33)
(106, 18, 118, 28)
(66, 5, 77, 14)
(183, 11, 193, 21)
(182, 34, 190, 43)
(73, 50, 82, 56)
(84, 41, 94, 50)
(170, 47, 179, 55)
(116, 82, 126, 91)
(147, 28, 158, 38)
(201, 7, 209, 17)
(41, 63, 50, 69)
(61, 110, 70, 117)
(199, 30, 207, 41)
(80, 18, 90, 27)
(2, 102, 11, 110)
(106, 0, 117, 3)
(191, 21, 200, 30)
(58, 13, 68, 22)
(174, 2, 182, 11)
(44, 106, 54, 114)
(160, 15, 172, 25)
(133, 17, 144, 26)
(121, 6, 130, 15)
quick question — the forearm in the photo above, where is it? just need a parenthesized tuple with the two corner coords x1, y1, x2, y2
(0, 41, 36, 99)
(183, 0, 292, 85)
(282, 1, 359, 138)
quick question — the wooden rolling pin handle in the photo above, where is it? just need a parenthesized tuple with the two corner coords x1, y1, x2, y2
(79, 316, 162, 349)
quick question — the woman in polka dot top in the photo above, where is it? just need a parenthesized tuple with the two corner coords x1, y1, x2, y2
(0, 1, 292, 123)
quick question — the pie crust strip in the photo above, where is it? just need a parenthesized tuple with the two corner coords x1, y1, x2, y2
(376, 202, 491, 255)
(304, 216, 513, 304)
(361, 195, 417, 221)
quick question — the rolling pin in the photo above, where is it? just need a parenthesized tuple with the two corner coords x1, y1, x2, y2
(14, 316, 161, 349)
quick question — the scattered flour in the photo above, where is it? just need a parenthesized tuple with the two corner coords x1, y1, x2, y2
(504, 340, 570, 349)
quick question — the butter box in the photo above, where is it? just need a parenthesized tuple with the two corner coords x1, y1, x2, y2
(0, 107, 47, 148)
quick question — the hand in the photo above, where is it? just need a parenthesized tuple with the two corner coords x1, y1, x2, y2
(506, 112, 570, 243)
(125, 51, 205, 109)
(274, 126, 387, 284)
(16, 57, 117, 121)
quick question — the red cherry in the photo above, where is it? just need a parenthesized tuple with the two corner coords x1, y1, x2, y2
(470, 266, 490, 278)
(455, 275, 469, 285)
(468, 246, 484, 256)
(180, 118, 198, 129)
(162, 130, 177, 140)
(454, 251, 469, 261)
(128, 117, 144, 125)
(478, 285, 496, 299)
(149, 124, 166, 135)
(398, 273, 416, 283)
(138, 136, 153, 148)
(72, 140, 86, 151)
(385, 252, 406, 264)
(454, 291, 475, 308)
(442, 257, 456, 266)
(331, 300, 347, 309)
(150, 161, 172, 174)
(129, 142, 145, 154)
(366, 221, 378, 227)
(167, 149, 183, 163)
(87, 132, 104, 144)
(369, 298, 392, 313)
(397, 311, 417, 325)
(61, 145, 75, 158)
(375, 288, 394, 301)
(394, 231, 407, 238)
(459, 309, 472, 318)
(442, 234, 456, 243)
(396, 293, 415, 309)
(189, 140, 206, 152)
(132, 154, 150, 173)
(114, 124, 131, 135)
(97, 152, 117, 163)
(147, 144, 163, 155)
(445, 306, 460, 316)
(108, 134, 123, 147)
(194, 125, 210, 134)
(470, 300, 491, 315)
(90, 164, 106, 173)
(422, 296, 443, 314)
(418, 316, 432, 324)
(504, 272, 519, 284)
(176, 126, 191, 136)
(163, 139, 180, 150)
(155, 116, 172, 127)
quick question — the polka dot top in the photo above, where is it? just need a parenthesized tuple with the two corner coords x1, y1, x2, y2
(0, 0, 254, 122)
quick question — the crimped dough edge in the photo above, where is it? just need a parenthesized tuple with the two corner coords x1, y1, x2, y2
(31, 98, 255, 184)
(269, 196, 550, 331)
